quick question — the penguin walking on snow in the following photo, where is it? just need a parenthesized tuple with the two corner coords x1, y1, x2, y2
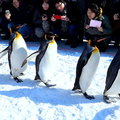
(0, 32, 28, 82)
(103, 48, 120, 103)
(22, 32, 57, 87)
(72, 40, 100, 99)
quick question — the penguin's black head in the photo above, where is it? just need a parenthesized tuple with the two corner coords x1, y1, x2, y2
(45, 32, 58, 42)
(88, 39, 96, 47)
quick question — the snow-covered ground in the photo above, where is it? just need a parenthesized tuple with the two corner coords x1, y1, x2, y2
(0, 40, 120, 120)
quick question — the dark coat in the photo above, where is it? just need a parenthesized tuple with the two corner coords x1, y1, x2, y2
(9, 2, 30, 25)
(84, 15, 112, 36)
(51, 2, 78, 30)
(33, 8, 52, 28)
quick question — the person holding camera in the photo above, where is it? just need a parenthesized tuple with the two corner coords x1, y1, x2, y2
(51, 0, 81, 48)
(84, 3, 112, 52)
(33, 0, 52, 40)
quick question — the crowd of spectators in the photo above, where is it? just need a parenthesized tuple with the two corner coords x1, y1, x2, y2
(0, 0, 120, 51)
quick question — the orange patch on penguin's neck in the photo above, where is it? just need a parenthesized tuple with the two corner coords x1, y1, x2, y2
(50, 40, 55, 44)
(15, 32, 21, 39)
(93, 46, 99, 53)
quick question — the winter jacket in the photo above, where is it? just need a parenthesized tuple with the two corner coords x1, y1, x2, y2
(33, 8, 52, 32)
(84, 15, 112, 36)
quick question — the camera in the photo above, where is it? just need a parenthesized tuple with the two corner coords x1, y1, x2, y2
(52, 15, 62, 20)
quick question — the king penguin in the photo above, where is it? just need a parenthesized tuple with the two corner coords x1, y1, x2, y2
(22, 32, 57, 87)
(0, 32, 28, 82)
(103, 48, 120, 103)
(72, 40, 100, 99)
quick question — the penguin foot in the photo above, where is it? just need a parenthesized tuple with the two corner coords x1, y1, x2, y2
(83, 92, 95, 100)
(36, 79, 56, 87)
(45, 83, 56, 87)
(74, 89, 82, 94)
(72, 85, 80, 91)
(103, 95, 117, 103)
(103, 95, 111, 103)
(35, 79, 42, 82)
(34, 75, 40, 81)
(10, 71, 12, 75)
(44, 80, 56, 87)
(14, 77, 23, 83)
(20, 73, 24, 76)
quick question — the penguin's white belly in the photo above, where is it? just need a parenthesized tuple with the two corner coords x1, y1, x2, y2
(79, 52, 100, 93)
(11, 40, 28, 77)
(106, 69, 120, 95)
(39, 43, 57, 82)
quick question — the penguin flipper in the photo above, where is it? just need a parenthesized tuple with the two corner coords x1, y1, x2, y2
(21, 50, 40, 67)
(14, 77, 23, 83)
(83, 92, 95, 100)
(0, 46, 9, 59)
